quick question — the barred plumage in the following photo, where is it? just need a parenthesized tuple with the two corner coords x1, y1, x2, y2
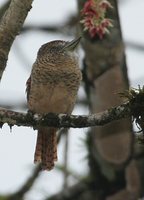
(26, 38, 82, 170)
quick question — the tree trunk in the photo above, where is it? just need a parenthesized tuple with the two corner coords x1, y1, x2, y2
(78, 0, 143, 199)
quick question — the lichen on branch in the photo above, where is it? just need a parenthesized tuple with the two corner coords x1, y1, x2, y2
(0, 102, 131, 129)
(0, 87, 144, 131)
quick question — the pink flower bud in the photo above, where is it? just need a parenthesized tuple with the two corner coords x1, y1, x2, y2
(81, 0, 113, 39)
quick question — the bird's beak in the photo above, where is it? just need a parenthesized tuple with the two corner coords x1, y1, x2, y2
(63, 36, 81, 51)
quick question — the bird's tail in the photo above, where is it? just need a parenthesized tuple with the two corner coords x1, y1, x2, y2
(34, 127, 57, 170)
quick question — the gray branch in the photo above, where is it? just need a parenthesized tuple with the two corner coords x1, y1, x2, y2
(0, 0, 33, 80)
(0, 102, 131, 129)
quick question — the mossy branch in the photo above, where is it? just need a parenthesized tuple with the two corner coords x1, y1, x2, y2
(0, 102, 135, 129)
(0, 87, 144, 130)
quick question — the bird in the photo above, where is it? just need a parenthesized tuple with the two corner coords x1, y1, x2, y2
(26, 37, 82, 170)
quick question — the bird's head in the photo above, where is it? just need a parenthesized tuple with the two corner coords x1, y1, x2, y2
(37, 37, 81, 65)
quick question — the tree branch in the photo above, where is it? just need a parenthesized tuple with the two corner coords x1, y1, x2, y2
(125, 40, 144, 52)
(21, 15, 79, 35)
(0, 102, 132, 129)
(8, 165, 41, 200)
(45, 181, 88, 200)
(0, 0, 33, 80)
(0, 165, 41, 200)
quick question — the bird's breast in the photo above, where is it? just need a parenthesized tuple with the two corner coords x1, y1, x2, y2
(28, 63, 82, 114)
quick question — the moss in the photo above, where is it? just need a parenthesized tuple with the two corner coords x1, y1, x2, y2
(120, 86, 144, 131)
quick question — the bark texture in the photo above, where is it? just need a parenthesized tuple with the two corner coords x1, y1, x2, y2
(78, 0, 143, 199)
(0, 0, 33, 80)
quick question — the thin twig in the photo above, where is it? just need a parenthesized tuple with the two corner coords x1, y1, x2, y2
(8, 165, 41, 200)
(126, 41, 144, 52)
(45, 181, 88, 200)
(63, 130, 69, 189)
(21, 15, 79, 35)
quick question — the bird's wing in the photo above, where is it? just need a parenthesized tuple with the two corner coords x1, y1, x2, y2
(26, 76, 31, 101)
